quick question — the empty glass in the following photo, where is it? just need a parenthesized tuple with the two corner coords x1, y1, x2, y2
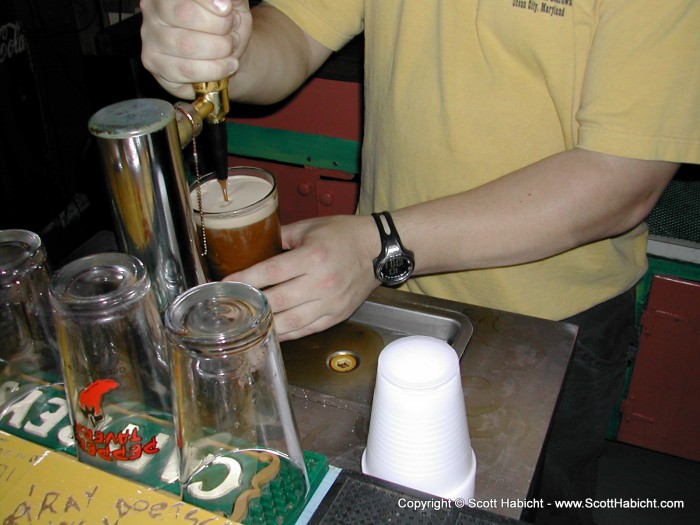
(49, 252, 176, 490)
(165, 281, 308, 521)
(0, 229, 59, 381)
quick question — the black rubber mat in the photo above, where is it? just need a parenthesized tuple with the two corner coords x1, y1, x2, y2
(308, 470, 526, 525)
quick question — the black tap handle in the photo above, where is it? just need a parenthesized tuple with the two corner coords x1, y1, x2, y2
(203, 120, 229, 182)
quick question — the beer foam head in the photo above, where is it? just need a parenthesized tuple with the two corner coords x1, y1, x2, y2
(191, 175, 277, 229)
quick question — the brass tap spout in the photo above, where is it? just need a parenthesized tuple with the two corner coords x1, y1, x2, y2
(193, 79, 230, 124)
(193, 79, 231, 200)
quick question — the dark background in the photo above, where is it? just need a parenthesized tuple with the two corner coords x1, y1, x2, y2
(0, 0, 162, 265)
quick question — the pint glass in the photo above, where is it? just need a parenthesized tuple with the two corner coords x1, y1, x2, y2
(0, 229, 58, 380)
(190, 167, 282, 280)
(165, 281, 308, 521)
(49, 253, 177, 490)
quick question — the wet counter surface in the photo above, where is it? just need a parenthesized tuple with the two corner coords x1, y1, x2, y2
(284, 287, 577, 520)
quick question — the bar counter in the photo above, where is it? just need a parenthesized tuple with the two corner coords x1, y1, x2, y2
(0, 258, 575, 523)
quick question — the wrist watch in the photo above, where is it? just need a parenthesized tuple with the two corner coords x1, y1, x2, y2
(371, 211, 415, 286)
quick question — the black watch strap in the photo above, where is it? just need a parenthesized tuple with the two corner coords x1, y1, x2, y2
(372, 211, 402, 250)
(372, 211, 415, 285)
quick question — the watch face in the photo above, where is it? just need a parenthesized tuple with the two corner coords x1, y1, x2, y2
(378, 255, 414, 284)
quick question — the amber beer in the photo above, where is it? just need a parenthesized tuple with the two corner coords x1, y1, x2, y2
(191, 167, 282, 281)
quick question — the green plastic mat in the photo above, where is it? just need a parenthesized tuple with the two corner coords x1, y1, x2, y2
(0, 376, 328, 524)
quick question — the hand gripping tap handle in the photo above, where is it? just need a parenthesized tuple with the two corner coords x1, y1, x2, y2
(194, 79, 230, 200)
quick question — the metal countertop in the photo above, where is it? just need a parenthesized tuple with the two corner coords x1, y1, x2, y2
(288, 287, 577, 520)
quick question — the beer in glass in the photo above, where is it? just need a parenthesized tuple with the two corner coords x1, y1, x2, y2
(191, 167, 282, 280)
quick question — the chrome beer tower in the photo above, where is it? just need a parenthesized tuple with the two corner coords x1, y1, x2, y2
(88, 80, 230, 312)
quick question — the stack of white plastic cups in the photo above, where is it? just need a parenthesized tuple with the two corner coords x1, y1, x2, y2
(362, 335, 476, 500)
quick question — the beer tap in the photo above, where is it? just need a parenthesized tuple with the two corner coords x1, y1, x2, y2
(89, 78, 233, 311)
(175, 79, 231, 201)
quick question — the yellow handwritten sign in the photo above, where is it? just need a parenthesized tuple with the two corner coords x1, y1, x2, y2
(0, 431, 239, 525)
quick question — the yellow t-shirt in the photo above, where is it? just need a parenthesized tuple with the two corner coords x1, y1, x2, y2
(267, 0, 700, 320)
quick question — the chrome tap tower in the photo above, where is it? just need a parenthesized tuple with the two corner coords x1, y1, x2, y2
(88, 82, 229, 311)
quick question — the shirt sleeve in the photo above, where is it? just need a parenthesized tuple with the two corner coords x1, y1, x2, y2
(264, 0, 364, 52)
(576, 0, 700, 163)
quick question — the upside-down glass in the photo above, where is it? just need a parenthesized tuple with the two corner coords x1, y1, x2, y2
(0, 229, 59, 381)
(49, 253, 177, 490)
(165, 281, 308, 521)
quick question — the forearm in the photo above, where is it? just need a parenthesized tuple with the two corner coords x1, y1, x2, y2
(390, 149, 677, 275)
(229, 4, 332, 104)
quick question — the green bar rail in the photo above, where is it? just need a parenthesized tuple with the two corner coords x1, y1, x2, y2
(227, 122, 361, 175)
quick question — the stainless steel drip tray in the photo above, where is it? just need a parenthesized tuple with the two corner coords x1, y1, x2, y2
(281, 288, 473, 407)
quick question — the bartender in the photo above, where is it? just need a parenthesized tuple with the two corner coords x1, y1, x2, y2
(140, 1, 700, 523)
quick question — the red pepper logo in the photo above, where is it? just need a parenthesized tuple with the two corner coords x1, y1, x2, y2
(78, 379, 120, 427)
(75, 379, 163, 463)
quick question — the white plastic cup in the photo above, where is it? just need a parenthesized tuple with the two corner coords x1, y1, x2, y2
(361, 335, 476, 500)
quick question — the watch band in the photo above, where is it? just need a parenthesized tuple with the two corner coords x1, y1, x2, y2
(371, 211, 415, 285)
(372, 211, 401, 250)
